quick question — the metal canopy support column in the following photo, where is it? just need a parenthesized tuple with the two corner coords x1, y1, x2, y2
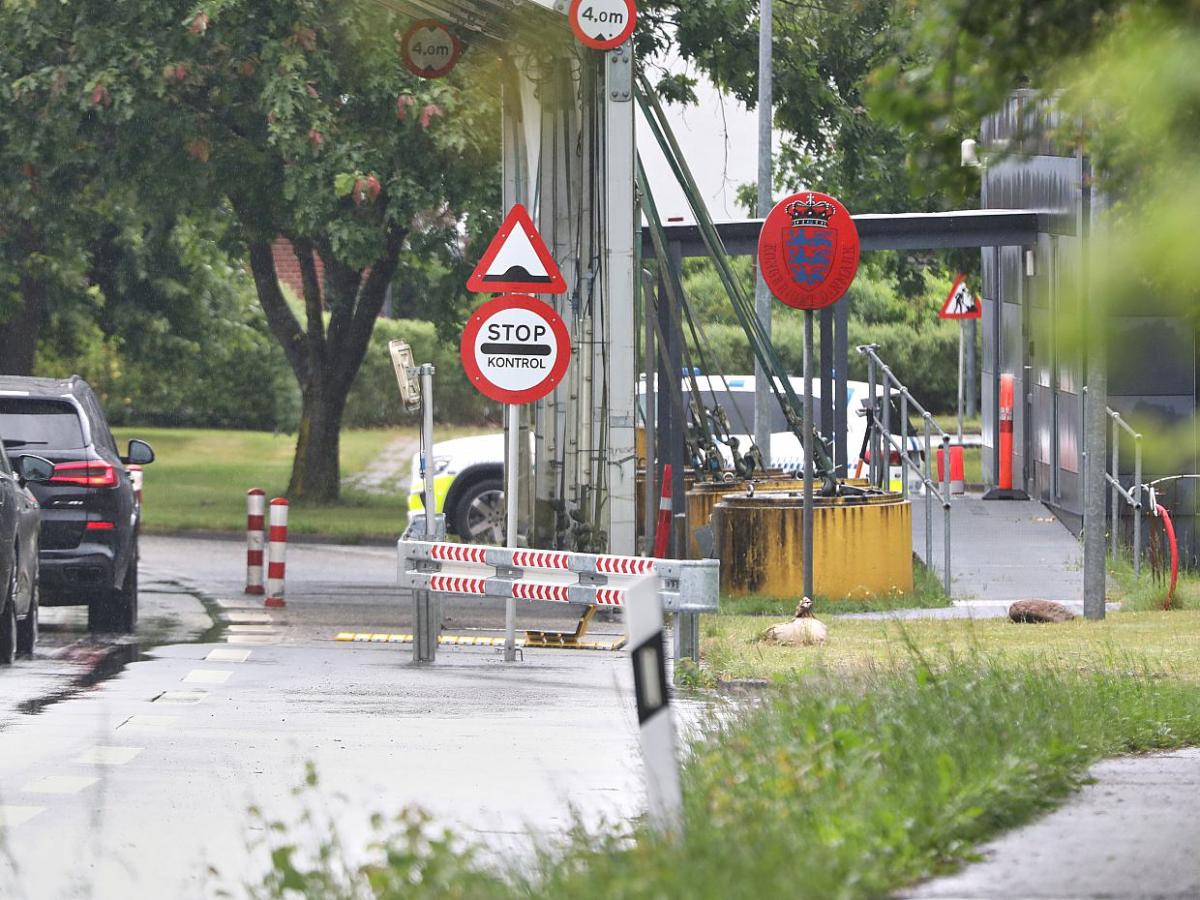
(820, 307, 833, 467)
(604, 42, 637, 555)
(834, 299, 849, 473)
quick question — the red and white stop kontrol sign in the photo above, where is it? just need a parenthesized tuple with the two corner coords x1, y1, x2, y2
(569, 0, 637, 51)
(400, 19, 462, 79)
(460, 294, 571, 405)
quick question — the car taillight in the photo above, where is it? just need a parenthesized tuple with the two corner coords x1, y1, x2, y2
(50, 460, 118, 488)
(85, 521, 116, 531)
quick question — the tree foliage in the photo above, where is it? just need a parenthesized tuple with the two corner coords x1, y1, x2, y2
(0, 0, 499, 500)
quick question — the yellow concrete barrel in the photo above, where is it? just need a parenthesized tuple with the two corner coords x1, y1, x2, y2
(713, 491, 913, 601)
(686, 474, 801, 558)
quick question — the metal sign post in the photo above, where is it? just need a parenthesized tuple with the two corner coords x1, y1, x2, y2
(802, 310, 815, 600)
(459, 294, 572, 661)
(504, 402, 520, 660)
(939, 273, 982, 448)
(758, 191, 860, 602)
(958, 320, 965, 445)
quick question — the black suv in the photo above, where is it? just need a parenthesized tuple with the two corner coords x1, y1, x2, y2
(0, 376, 154, 633)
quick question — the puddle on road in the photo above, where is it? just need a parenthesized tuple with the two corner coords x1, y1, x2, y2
(16, 641, 146, 716)
(12, 577, 227, 719)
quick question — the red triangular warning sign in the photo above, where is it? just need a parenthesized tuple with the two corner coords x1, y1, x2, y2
(467, 204, 567, 294)
(939, 273, 982, 320)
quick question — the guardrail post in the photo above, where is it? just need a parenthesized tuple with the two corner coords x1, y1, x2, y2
(671, 512, 699, 663)
(941, 433, 952, 598)
(1110, 412, 1119, 561)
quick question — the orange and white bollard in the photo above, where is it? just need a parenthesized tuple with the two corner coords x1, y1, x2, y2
(265, 497, 288, 608)
(652, 464, 673, 558)
(983, 373, 1028, 500)
(245, 489, 266, 595)
(936, 446, 966, 495)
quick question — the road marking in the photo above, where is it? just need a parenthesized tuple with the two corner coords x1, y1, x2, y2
(220, 611, 273, 624)
(74, 746, 143, 766)
(156, 690, 208, 704)
(24, 775, 98, 795)
(226, 624, 278, 634)
(0, 805, 45, 827)
(206, 648, 251, 662)
(225, 634, 280, 645)
(117, 715, 181, 731)
(183, 669, 232, 685)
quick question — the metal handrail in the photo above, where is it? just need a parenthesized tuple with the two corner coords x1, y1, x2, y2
(1105, 407, 1143, 577)
(857, 344, 953, 598)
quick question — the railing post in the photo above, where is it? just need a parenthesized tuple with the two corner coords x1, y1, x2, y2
(924, 414, 933, 571)
(866, 352, 878, 486)
(900, 394, 909, 500)
(942, 433, 952, 598)
(1133, 430, 1143, 578)
(1110, 412, 1119, 562)
(880, 367, 892, 491)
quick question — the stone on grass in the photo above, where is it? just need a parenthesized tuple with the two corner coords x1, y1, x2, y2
(1009, 599, 1075, 624)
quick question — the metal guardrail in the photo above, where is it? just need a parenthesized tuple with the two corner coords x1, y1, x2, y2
(857, 344, 953, 597)
(397, 540, 720, 663)
(1105, 407, 1143, 577)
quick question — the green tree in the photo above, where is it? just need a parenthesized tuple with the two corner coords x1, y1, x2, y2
(0, 0, 498, 501)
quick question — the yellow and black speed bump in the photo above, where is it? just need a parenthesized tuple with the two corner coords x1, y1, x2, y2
(333, 632, 625, 651)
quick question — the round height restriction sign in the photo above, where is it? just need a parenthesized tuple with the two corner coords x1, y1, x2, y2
(460, 295, 571, 405)
(400, 19, 462, 79)
(569, 0, 637, 51)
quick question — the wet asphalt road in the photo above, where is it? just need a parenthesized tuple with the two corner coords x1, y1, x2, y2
(0, 535, 652, 898)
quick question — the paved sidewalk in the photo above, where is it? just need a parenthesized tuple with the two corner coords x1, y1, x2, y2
(905, 494, 1086, 618)
(905, 749, 1200, 899)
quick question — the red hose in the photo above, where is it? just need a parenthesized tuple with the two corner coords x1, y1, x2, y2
(1157, 504, 1179, 609)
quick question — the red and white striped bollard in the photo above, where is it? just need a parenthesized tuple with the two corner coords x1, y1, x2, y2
(245, 489, 265, 595)
(265, 497, 288, 608)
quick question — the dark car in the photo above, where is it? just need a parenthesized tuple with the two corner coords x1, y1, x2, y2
(0, 445, 53, 663)
(0, 377, 154, 633)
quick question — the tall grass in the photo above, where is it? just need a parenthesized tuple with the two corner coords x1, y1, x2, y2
(244, 655, 1200, 898)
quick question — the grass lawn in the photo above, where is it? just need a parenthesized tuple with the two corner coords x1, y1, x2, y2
(700, 608, 1200, 683)
(114, 425, 484, 542)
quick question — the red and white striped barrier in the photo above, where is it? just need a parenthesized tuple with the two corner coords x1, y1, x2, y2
(399, 539, 718, 619)
(265, 497, 288, 608)
(245, 489, 266, 595)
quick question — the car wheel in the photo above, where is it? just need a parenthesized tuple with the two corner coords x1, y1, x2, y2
(0, 567, 15, 666)
(454, 479, 506, 545)
(16, 581, 38, 658)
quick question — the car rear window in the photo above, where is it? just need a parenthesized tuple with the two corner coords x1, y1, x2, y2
(0, 398, 86, 450)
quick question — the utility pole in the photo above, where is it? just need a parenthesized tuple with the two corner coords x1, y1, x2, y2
(1081, 160, 1105, 621)
(753, 0, 774, 469)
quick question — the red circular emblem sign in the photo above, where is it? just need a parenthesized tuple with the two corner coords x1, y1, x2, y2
(569, 0, 638, 51)
(400, 19, 462, 79)
(460, 295, 572, 405)
(758, 191, 860, 310)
